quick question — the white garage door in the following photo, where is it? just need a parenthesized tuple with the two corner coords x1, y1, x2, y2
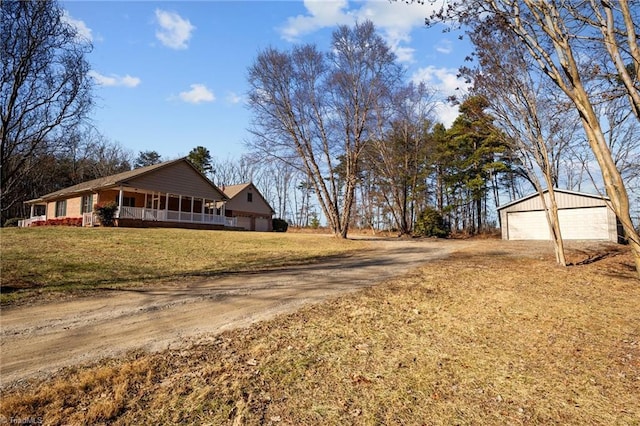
(558, 207, 609, 240)
(507, 207, 609, 240)
(507, 211, 549, 240)
(235, 217, 251, 230)
(255, 218, 270, 232)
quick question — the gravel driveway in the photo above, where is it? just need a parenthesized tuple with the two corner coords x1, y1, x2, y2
(1, 238, 468, 386)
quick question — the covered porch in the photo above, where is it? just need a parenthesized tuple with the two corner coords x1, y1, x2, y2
(94, 187, 237, 228)
(113, 206, 236, 227)
(18, 204, 47, 227)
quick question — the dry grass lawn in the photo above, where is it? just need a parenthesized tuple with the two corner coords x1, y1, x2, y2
(1, 239, 639, 425)
(0, 227, 366, 305)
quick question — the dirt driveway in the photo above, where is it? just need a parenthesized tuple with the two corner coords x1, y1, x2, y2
(1, 238, 468, 386)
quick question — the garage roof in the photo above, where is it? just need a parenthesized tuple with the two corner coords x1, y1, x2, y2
(498, 188, 610, 212)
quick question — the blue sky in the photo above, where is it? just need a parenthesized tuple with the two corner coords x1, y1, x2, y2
(61, 0, 473, 162)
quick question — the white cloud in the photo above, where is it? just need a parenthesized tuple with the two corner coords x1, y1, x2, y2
(155, 9, 195, 50)
(411, 66, 471, 126)
(89, 71, 141, 88)
(435, 39, 453, 54)
(280, 0, 352, 42)
(226, 91, 243, 104)
(179, 84, 215, 104)
(433, 102, 461, 128)
(412, 66, 468, 96)
(279, 0, 435, 63)
(62, 11, 93, 42)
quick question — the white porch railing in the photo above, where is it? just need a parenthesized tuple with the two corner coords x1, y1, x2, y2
(118, 206, 231, 226)
(82, 212, 95, 227)
(18, 215, 47, 227)
(117, 207, 166, 221)
(18, 211, 239, 228)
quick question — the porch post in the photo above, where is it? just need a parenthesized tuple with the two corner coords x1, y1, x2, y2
(179, 195, 182, 222)
(117, 187, 124, 218)
(201, 198, 205, 223)
(190, 196, 194, 222)
(30, 204, 34, 218)
(165, 193, 169, 221)
(143, 193, 148, 220)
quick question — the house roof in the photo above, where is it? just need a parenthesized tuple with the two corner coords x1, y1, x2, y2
(223, 183, 252, 199)
(223, 182, 275, 214)
(26, 158, 227, 204)
(497, 188, 609, 211)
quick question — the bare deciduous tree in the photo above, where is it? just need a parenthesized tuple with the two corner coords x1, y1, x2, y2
(1, 0, 93, 222)
(420, 0, 640, 276)
(467, 19, 583, 265)
(366, 82, 438, 235)
(247, 21, 403, 238)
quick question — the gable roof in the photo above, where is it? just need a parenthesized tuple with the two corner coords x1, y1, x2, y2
(27, 158, 227, 203)
(223, 183, 252, 199)
(223, 182, 275, 214)
(497, 188, 609, 211)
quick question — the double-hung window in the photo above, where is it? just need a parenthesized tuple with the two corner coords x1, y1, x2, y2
(55, 200, 67, 217)
(81, 195, 93, 214)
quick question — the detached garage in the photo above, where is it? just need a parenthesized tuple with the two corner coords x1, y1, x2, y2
(498, 189, 622, 242)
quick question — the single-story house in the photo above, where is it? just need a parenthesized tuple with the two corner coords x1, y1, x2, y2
(20, 158, 236, 230)
(221, 182, 275, 231)
(497, 188, 622, 242)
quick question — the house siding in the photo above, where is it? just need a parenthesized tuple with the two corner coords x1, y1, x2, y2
(97, 190, 119, 205)
(222, 183, 274, 231)
(225, 186, 273, 216)
(100, 190, 148, 208)
(127, 161, 224, 200)
(68, 197, 82, 217)
(46, 196, 83, 219)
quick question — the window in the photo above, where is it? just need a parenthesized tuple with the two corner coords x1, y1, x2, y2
(81, 195, 93, 214)
(55, 200, 67, 217)
(121, 197, 136, 207)
(247, 192, 253, 202)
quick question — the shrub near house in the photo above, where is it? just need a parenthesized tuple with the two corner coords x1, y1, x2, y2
(94, 202, 118, 227)
(31, 218, 83, 227)
(272, 218, 288, 232)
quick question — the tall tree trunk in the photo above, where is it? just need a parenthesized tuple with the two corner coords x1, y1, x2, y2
(515, 0, 640, 277)
(543, 186, 567, 266)
(580, 113, 640, 273)
(476, 196, 482, 234)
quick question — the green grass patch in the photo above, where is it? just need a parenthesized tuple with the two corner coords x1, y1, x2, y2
(0, 227, 366, 304)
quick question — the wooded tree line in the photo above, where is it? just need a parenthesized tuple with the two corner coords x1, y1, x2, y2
(245, 1, 640, 275)
(245, 17, 638, 236)
(431, 0, 640, 272)
(1, 1, 140, 221)
(2, 1, 639, 275)
(245, 21, 515, 237)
